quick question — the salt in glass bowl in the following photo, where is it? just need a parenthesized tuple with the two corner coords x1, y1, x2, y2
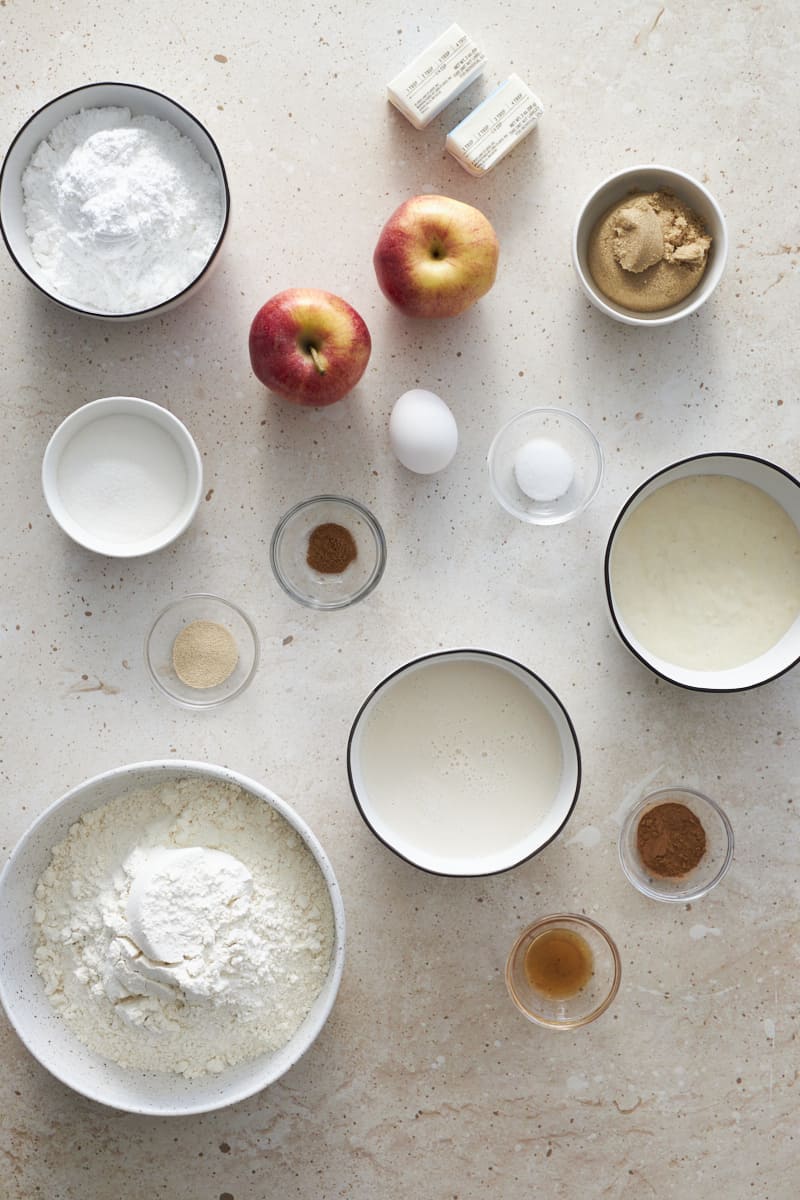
(0, 81, 230, 320)
(488, 407, 603, 525)
(270, 495, 386, 610)
(505, 913, 621, 1029)
(618, 786, 734, 903)
(145, 593, 259, 710)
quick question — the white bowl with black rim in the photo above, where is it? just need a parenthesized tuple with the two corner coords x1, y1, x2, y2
(347, 649, 581, 877)
(605, 453, 800, 692)
(0, 82, 230, 319)
(0, 761, 345, 1116)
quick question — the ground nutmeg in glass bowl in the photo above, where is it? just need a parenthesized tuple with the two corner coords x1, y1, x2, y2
(636, 800, 707, 878)
(306, 522, 357, 574)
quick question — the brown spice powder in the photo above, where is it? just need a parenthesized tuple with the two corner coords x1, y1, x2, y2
(306, 522, 357, 574)
(636, 801, 707, 878)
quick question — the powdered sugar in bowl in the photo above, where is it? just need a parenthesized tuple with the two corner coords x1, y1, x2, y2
(0, 83, 229, 319)
(0, 761, 345, 1116)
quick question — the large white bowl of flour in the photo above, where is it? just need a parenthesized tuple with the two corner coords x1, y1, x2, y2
(0, 761, 345, 1115)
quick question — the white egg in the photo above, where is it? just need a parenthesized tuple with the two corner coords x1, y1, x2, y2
(389, 389, 459, 475)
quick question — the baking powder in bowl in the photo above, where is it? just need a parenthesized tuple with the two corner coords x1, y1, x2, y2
(33, 777, 334, 1077)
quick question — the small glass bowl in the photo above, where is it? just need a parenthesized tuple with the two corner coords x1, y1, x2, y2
(618, 786, 734, 902)
(270, 495, 386, 610)
(145, 593, 259, 710)
(506, 913, 621, 1029)
(488, 407, 603, 525)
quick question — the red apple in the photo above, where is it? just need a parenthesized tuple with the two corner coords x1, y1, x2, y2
(373, 194, 500, 318)
(249, 288, 371, 406)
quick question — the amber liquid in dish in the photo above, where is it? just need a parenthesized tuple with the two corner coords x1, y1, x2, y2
(524, 928, 593, 999)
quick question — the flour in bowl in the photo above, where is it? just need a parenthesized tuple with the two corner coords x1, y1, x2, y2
(34, 777, 335, 1077)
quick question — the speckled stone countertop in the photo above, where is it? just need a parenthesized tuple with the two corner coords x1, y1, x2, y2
(1, 2, 799, 1197)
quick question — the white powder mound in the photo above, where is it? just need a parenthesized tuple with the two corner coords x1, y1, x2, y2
(34, 778, 335, 1078)
(22, 106, 223, 313)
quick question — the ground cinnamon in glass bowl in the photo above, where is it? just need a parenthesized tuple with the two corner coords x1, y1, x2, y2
(636, 801, 706, 878)
(619, 786, 734, 902)
(145, 594, 259, 710)
(270, 495, 386, 610)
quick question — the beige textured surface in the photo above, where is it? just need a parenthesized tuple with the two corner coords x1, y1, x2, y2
(1, 1, 799, 1197)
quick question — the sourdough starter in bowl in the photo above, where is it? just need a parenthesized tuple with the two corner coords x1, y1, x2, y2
(33, 776, 334, 1077)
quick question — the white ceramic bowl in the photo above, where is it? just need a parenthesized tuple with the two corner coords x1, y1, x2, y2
(42, 395, 203, 557)
(605, 453, 800, 691)
(347, 649, 581, 876)
(572, 164, 728, 326)
(0, 82, 230, 319)
(0, 761, 346, 1116)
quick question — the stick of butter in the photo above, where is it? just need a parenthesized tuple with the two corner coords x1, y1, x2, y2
(446, 75, 544, 176)
(387, 25, 486, 130)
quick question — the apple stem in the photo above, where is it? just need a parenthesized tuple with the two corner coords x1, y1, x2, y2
(309, 346, 326, 375)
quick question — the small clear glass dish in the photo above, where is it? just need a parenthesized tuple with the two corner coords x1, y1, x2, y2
(145, 593, 259, 710)
(506, 913, 621, 1029)
(488, 407, 603, 525)
(270, 495, 386, 610)
(618, 786, 734, 903)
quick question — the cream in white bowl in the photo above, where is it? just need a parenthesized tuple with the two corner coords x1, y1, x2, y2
(42, 395, 203, 557)
(347, 650, 581, 876)
(605, 454, 800, 691)
(0, 761, 345, 1116)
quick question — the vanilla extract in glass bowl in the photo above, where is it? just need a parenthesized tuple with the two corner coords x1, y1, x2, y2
(506, 914, 621, 1028)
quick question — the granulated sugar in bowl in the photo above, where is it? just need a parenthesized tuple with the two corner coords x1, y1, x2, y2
(0, 761, 346, 1116)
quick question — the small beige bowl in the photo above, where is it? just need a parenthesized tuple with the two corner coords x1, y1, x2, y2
(572, 164, 728, 326)
(506, 913, 621, 1029)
